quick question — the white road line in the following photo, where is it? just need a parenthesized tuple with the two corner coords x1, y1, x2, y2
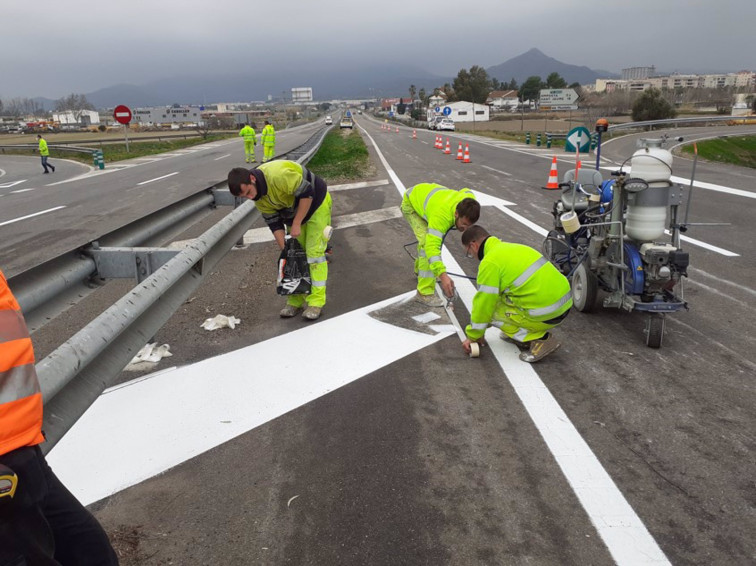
(663, 230, 739, 257)
(0, 206, 66, 227)
(481, 164, 512, 177)
(688, 267, 756, 297)
(47, 292, 454, 506)
(670, 175, 756, 199)
(213, 153, 231, 161)
(10, 188, 34, 194)
(329, 179, 390, 192)
(137, 172, 179, 186)
(359, 122, 671, 566)
(0, 180, 27, 188)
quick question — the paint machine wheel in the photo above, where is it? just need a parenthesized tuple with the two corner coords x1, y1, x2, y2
(543, 230, 576, 275)
(572, 261, 598, 313)
(645, 314, 665, 349)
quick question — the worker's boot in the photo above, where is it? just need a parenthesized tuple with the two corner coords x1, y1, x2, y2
(302, 306, 322, 320)
(414, 292, 445, 307)
(499, 332, 529, 351)
(519, 333, 561, 363)
(280, 304, 301, 318)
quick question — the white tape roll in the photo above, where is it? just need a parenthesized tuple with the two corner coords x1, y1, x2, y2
(323, 225, 333, 241)
(469, 342, 480, 358)
(560, 211, 580, 234)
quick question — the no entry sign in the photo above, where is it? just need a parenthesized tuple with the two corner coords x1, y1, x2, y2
(113, 105, 132, 125)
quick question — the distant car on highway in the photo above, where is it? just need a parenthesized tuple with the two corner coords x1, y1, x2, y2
(436, 118, 455, 132)
(325, 116, 333, 125)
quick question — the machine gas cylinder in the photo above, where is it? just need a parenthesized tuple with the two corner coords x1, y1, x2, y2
(626, 140, 673, 241)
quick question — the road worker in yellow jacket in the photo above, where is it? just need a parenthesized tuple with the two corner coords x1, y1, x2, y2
(402, 183, 480, 306)
(228, 162, 332, 320)
(0, 269, 118, 564)
(261, 120, 276, 162)
(461, 225, 572, 362)
(238, 123, 257, 163)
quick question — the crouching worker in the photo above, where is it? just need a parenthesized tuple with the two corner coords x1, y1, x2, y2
(401, 183, 479, 306)
(461, 225, 572, 363)
(228, 161, 332, 320)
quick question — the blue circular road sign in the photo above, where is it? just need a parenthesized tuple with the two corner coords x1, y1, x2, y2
(443, 106, 452, 116)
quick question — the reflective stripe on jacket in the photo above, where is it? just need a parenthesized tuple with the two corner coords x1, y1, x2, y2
(404, 183, 476, 277)
(465, 237, 572, 341)
(38, 139, 49, 156)
(239, 125, 256, 142)
(0, 269, 45, 456)
(261, 124, 276, 146)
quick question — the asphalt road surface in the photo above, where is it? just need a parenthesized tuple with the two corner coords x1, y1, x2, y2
(16, 117, 756, 564)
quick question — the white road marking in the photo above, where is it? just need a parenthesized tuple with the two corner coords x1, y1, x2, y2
(0, 206, 66, 227)
(670, 175, 756, 199)
(359, 122, 671, 566)
(137, 172, 179, 186)
(0, 180, 27, 188)
(329, 179, 390, 192)
(213, 153, 231, 161)
(481, 165, 512, 176)
(10, 188, 34, 194)
(47, 292, 454, 506)
(688, 267, 756, 297)
(664, 230, 739, 257)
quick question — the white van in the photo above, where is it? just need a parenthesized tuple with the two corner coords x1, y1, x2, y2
(325, 116, 333, 125)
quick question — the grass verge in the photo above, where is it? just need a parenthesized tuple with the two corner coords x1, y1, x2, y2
(681, 136, 756, 169)
(306, 129, 371, 182)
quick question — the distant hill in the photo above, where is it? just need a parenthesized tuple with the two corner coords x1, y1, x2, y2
(84, 64, 447, 108)
(487, 48, 618, 86)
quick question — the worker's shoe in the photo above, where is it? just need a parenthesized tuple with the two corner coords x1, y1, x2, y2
(280, 304, 301, 318)
(519, 333, 561, 363)
(414, 292, 445, 307)
(499, 332, 529, 351)
(302, 306, 322, 320)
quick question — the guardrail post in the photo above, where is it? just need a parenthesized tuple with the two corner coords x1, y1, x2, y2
(525, 132, 531, 144)
(546, 134, 552, 149)
(536, 133, 542, 147)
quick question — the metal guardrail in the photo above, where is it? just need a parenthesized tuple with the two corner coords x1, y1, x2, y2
(0, 143, 97, 156)
(6, 125, 332, 452)
(607, 115, 753, 131)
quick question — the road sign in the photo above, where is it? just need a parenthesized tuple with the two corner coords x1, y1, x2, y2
(539, 89, 579, 106)
(565, 126, 591, 153)
(540, 105, 579, 111)
(113, 105, 132, 125)
(434, 106, 441, 113)
(443, 106, 452, 116)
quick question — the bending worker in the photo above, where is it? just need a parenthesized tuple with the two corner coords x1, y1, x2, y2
(461, 225, 572, 363)
(238, 122, 257, 163)
(0, 268, 118, 565)
(402, 183, 480, 306)
(261, 120, 276, 162)
(227, 161, 332, 320)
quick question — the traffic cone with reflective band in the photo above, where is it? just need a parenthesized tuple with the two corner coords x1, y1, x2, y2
(435, 135, 441, 149)
(412, 129, 417, 139)
(456, 142, 463, 160)
(463, 143, 471, 163)
(444, 138, 451, 154)
(543, 156, 559, 189)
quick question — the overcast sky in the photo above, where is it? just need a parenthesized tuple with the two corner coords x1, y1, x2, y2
(2, 0, 753, 99)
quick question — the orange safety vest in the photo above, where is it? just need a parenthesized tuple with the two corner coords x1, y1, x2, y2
(0, 269, 44, 456)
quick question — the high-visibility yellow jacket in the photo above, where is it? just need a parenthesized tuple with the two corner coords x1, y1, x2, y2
(252, 160, 326, 233)
(0, 269, 45, 456)
(404, 183, 476, 277)
(261, 124, 276, 146)
(38, 138, 50, 156)
(465, 237, 573, 341)
(239, 125, 256, 143)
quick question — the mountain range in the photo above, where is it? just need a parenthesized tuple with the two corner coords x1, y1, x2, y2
(36, 49, 621, 109)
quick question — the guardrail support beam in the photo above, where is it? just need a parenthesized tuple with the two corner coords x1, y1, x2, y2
(88, 246, 184, 283)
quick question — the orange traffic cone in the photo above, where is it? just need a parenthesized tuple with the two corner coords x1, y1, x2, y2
(435, 135, 441, 149)
(543, 156, 559, 189)
(462, 143, 471, 163)
(444, 138, 451, 154)
(456, 142, 463, 160)
(412, 129, 417, 139)
(396, 126, 399, 133)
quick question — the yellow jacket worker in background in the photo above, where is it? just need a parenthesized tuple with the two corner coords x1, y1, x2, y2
(36, 134, 55, 174)
(461, 225, 572, 363)
(402, 183, 480, 306)
(227, 161, 332, 320)
(261, 120, 276, 162)
(238, 123, 257, 163)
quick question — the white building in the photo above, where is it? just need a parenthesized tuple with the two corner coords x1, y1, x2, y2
(53, 110, 100, 126)
(445, 101, 489, 123)
(487, 90, 519, 111)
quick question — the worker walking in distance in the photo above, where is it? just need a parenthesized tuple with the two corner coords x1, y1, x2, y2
(461, 225, 572, 363)
(261, 120, 276, 162)
(401, 183, 480, 306)
(238, 122, 257, 163)
(36, 134, 55, 173)
(227, 161, 332, 320)
(0, 269, 119, 565)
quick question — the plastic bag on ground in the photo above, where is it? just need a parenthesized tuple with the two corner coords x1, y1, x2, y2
(201, 314, 241, 331)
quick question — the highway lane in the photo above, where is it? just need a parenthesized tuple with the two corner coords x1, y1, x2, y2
(43, 115, 756, 564)
(0, 120, 328, 277)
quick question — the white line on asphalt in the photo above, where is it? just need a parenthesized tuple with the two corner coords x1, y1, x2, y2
(329, 179, 390, 192)
(359, 122, 671, 566)
(0, 168, 5, 178)
(688, 267, 756, 297)
(664, 230, 739, 257)
(0, 180, 27, 188)
(213, 154, 231, 161)
(10, 188, 34, 194)
(481, 164, 512, 177)
(136, 172, 179, 186)
(670, 175, 756, 199)
(0, 206, 66, 227)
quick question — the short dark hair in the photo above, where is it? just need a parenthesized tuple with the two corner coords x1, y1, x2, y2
(456, 198, 480, 223)
(227, 167, 252, 196)
(461, 224, 489, 246)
